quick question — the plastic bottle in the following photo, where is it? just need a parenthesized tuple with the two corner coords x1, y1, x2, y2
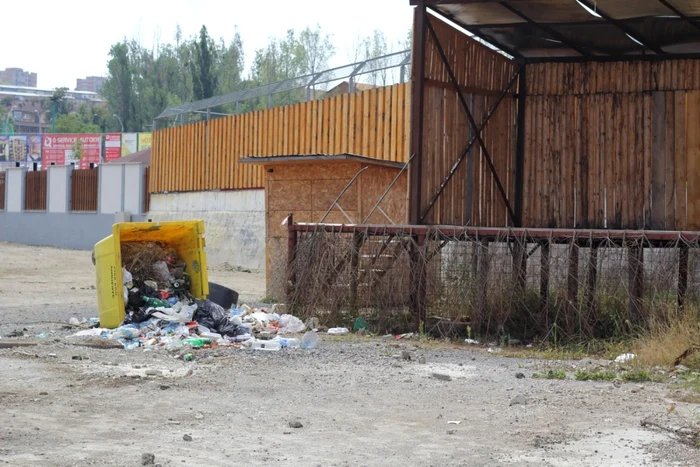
(301, 331, 319, 349)
(251, 340, 281, 351)
(184, 337, 212, 348)
(279, 338, 300, 349)
(142, 297, 171, 308)
(328, 327, 350, 335)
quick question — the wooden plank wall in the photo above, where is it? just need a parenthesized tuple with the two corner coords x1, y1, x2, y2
(151, 83, 411, 193)
(71, 168, 99, 212)
(524, 60, 700, 230)
(24, 171, 47, 211)
(420, 17, 518, 226)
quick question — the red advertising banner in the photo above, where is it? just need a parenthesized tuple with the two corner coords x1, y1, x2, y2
(42, 134, 102, 169)
(104, 133, 121, 163)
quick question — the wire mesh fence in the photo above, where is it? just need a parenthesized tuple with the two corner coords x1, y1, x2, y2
(287, 225, 700, 342)
(155, 50, 411, 127)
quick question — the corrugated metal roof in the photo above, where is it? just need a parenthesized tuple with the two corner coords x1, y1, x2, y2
(422, 0, 700, 58)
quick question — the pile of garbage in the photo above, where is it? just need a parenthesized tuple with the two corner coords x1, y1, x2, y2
(75, 302, 314, 351)
(75, 241, 316, 351)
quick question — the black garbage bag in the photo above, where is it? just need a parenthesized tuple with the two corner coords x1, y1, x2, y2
(122, 307, 157, 325)
(194, 299, 243, 337)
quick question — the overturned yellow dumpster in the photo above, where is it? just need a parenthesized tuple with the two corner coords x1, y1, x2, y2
(94, 220, 209, 328)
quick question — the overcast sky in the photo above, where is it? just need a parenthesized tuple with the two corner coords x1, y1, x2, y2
(3, 0, 414, 90)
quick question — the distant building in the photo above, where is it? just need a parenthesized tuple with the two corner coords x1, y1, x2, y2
(0, 68, 37, 87)
(76, 76, 107, 93)
(0, 84, 105, 134)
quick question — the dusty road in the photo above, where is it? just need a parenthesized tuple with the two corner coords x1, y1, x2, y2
(0, 243, 698, 466)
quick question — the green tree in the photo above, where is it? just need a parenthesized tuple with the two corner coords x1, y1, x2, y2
(299, 24, 335, 76)
(102, 42, 136, 131)
(54, 114, 100, 133)
(192, 25, 218, 100)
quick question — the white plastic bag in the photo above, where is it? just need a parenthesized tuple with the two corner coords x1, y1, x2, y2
(279, 314, 306, 334)
(328, 327, 349, 335)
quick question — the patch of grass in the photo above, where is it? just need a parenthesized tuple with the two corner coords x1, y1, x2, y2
(633, 306, 700, 370)
(260, 296, 279, 304)
(621, 370, 652, 382)
(574, 370, 617, 381)
(532, 369, 567, 380)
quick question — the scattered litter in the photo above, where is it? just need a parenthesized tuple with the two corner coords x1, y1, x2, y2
(395, 333, 414, 340)
(301, 331, 319, 349)
(353, 317, 369, 331)
(328, 327, 349, 335)
(71, 328, 108, 337)
(614, 353, 637, 363)
(487, 347, 502, 354)
(447, 420, 461, 425)
(510, 394, 528, 406)
(35, 332, 48, 339)
(464, 339, 479, 345)
(68, 317, 81, 326)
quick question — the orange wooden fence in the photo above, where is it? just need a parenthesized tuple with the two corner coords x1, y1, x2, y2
(151, 83, 411, 193)
(25, 171, 47, 210)
(0, 172, 5, 210)
(71, 168, 98, 211)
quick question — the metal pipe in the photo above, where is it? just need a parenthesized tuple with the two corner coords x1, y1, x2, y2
(363, 154, 414, 223)
(319, 166, 369, 223)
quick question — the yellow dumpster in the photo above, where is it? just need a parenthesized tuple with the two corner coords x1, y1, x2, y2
(94, 220, 209, 328)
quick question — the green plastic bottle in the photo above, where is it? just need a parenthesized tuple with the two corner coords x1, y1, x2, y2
(142, 297, 171, 308)
(184, 337, 212, 348)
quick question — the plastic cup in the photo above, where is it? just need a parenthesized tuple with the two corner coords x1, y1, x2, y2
(301, 331, 319, 349)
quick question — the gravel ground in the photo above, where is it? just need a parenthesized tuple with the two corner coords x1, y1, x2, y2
(0, 242, 698, 467)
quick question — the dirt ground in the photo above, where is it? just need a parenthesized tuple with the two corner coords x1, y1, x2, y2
(0, 242, 698, 467)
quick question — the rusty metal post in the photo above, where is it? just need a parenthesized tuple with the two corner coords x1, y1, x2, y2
(566, 241, 579, 336)
(678, 243, 689, 309)
(540, 241, 550, 313)
(286, 214, 297, 299)
(628, 240, 644, 323)
(514, 67, 526, 227)
(512, 238, 527, 294)
(410, 233, 428, 326)
(349, 231, 363, 313)
(476, 239, 490, 325)
(585, 244, 598, 319)
(409, 1, 427, 224)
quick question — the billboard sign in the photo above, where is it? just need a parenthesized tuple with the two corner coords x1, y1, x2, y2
(42, 134, 101, 169)
(137, 132, 152, 151)
(121, 133, 137, 157)
(104, 133, 121, 162)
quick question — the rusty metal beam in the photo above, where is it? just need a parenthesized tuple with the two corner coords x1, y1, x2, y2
(290, 223, 700, 245)
(409, 2, 428, 224)
(425, 16, 516, 225)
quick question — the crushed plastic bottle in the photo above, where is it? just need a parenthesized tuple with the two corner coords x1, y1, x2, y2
(328, 327, 350, 335)
(251, 340, 281, 351)
(278, 338, 300, 349)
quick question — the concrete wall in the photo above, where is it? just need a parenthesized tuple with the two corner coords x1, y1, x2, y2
(148, 190, 265, 271)
(0, 163, 147, 250)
